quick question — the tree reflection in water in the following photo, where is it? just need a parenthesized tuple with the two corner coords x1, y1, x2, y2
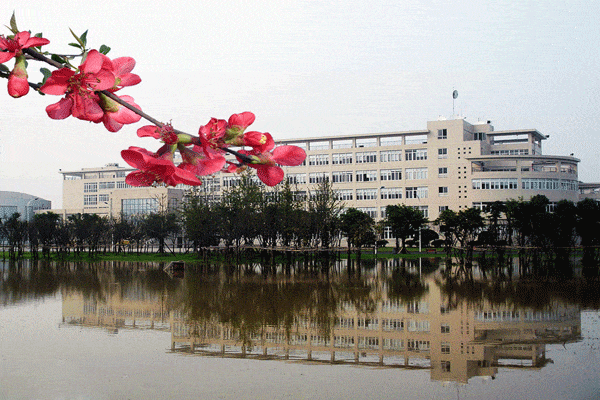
(1, 257, 597, 385)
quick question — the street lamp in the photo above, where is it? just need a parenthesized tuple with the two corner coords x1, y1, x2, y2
(26, 197, 40, 221)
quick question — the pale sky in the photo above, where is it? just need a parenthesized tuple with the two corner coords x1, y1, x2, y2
(1, 0, 599, 208)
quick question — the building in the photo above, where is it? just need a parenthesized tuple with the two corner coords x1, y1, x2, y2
(276, 117, 580, 221)
(51, 163, 185, 219)
(55, 117, 585, 223)
(0, 191, 52, 221)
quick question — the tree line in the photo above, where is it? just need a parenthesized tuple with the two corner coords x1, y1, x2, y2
(2, 176, 600, 266)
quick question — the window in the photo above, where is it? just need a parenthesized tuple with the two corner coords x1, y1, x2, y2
(98, 194, 110, 203)
(356, 151, 377, 163)
(357, 207, 377, 218)
(441, 361, 451, 372)
(223, 176, 241, 188)
(472, 178, 518, 190)
(441, 342, 450, 354)
(438, 129, 447, 139)
(382, 319, 404, 331)
(84, 182, 98, 193)
(439, 186, 448, 196)
(438, 148, 448, 159)
(381, 187, 402, 200)
(356, 189, 377, 200)
(286, 173, 306, 184)
(99, 181, 115, 190)
(439, 206, 449, 212)
(380, 136, 403, 146)
(332, 153, 353, 164)
(336, 189, 353, 201)
(406, 187, 428, 199)
(413, 205, 428, 218)
(441, 323, 450, 334)
(405, 168, 428, 180)
(309, 154, 329, 165)
(356, 138, 377, 148)
(380, 169, 402, 181)
(116, 181, 132, 189)
(474, 132, 486, 140)
(405, 148, 427, 161)
(356, 170, 377, 182)
(357, 318, 379, 330)
(380, 149, 402, 162)
(332, 171, 353, 183)
(309, 141, 329, 150)
(332, 139, 352, 149)
(309, 172, 327, 183)
(438, 167, 448, 178)
(122, 198, 159, 216)
(83, 195, 97, 205)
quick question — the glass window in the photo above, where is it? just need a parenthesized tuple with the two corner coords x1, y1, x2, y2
(405, 168, 428, 180)
(439, 186, 448, 196)
(438, 129, 447, 139)
(380, 169, 402, 181)
(336, 189, 353, 201)
(356, 151, 377, 163)
(309, 154, 329, 165)
(287, 173, 306, 185)
(405, 149, 427, 161)
(438, 167, 448, 178)
(438, 148, 448, 159)
(309, 141, 329, 150)
(356, 170, 377, 182)
(122, 198, 159, 216)
(381, 187, 402, 199)
(380, 136, 403, 146)
(332, 171, 353, 183)
(356, 138, 377, 148)
(332, 153, 353, 164)
(84, 182, 98, 193)
(309, 172, 327, 183)
(83, 195, 97, 205)
(356, 188, 377, 200)
(380, 150, 402, 162)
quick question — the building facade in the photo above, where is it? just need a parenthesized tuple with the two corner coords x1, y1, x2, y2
(0, 191, 52, 221)
(55, 118, 585, 223)
(276, 117, 580, 221)
(52, 163, 185, 219)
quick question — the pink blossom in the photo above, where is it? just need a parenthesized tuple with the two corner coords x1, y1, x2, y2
(100, 94, 142, 132)
(0, 31, 49, 63)
(40, 50, 116, 121)
(121, 146, 202, 186)
(239, 145, 306, 186)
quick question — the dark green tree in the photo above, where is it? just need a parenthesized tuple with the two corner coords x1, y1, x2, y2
(385, 204, 427, 253)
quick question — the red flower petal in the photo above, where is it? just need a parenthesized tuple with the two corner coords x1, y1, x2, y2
(256, 165, 284, 186)
(228, 111, 255, 129)
(272, 145, 306, 166)
(46, 97, 73, 119)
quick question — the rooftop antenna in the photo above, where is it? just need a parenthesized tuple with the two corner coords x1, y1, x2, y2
(452, 89, 458, 116)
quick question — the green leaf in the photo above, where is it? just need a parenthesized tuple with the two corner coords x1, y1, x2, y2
(68, 43, 82, 48)
(40, 67, 52, 80)
(69, 28, 86, 48)
(80, 30, 88, 46)
(0, 64, 10, 73)
(51, 54, 67, 64)
(99, 44, 111, 55)
(9, 11, 18, 33)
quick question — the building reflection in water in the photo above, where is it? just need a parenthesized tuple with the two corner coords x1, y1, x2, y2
(59, 259, 582, 384)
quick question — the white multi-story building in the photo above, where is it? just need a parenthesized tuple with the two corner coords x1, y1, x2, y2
(277, 117, 580, 221)
(53, 117, 585, 222)
(52, 163, 185, 219)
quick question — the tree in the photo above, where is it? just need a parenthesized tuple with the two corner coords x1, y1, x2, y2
(308, 180, 342, 248)
(340, 208, 376, 255)
(31, 212, 60, 258)
(183, 191, 221, 252)
(141, 212, 179, 254)
(385, 205, 427, 254)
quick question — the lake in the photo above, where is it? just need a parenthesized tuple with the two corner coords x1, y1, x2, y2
(1, 258, 599, 399)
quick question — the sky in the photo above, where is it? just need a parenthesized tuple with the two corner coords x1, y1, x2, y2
(1, 0, 599, 208)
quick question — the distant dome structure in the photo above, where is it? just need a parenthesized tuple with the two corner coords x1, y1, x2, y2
(0, 191, 52, 221)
